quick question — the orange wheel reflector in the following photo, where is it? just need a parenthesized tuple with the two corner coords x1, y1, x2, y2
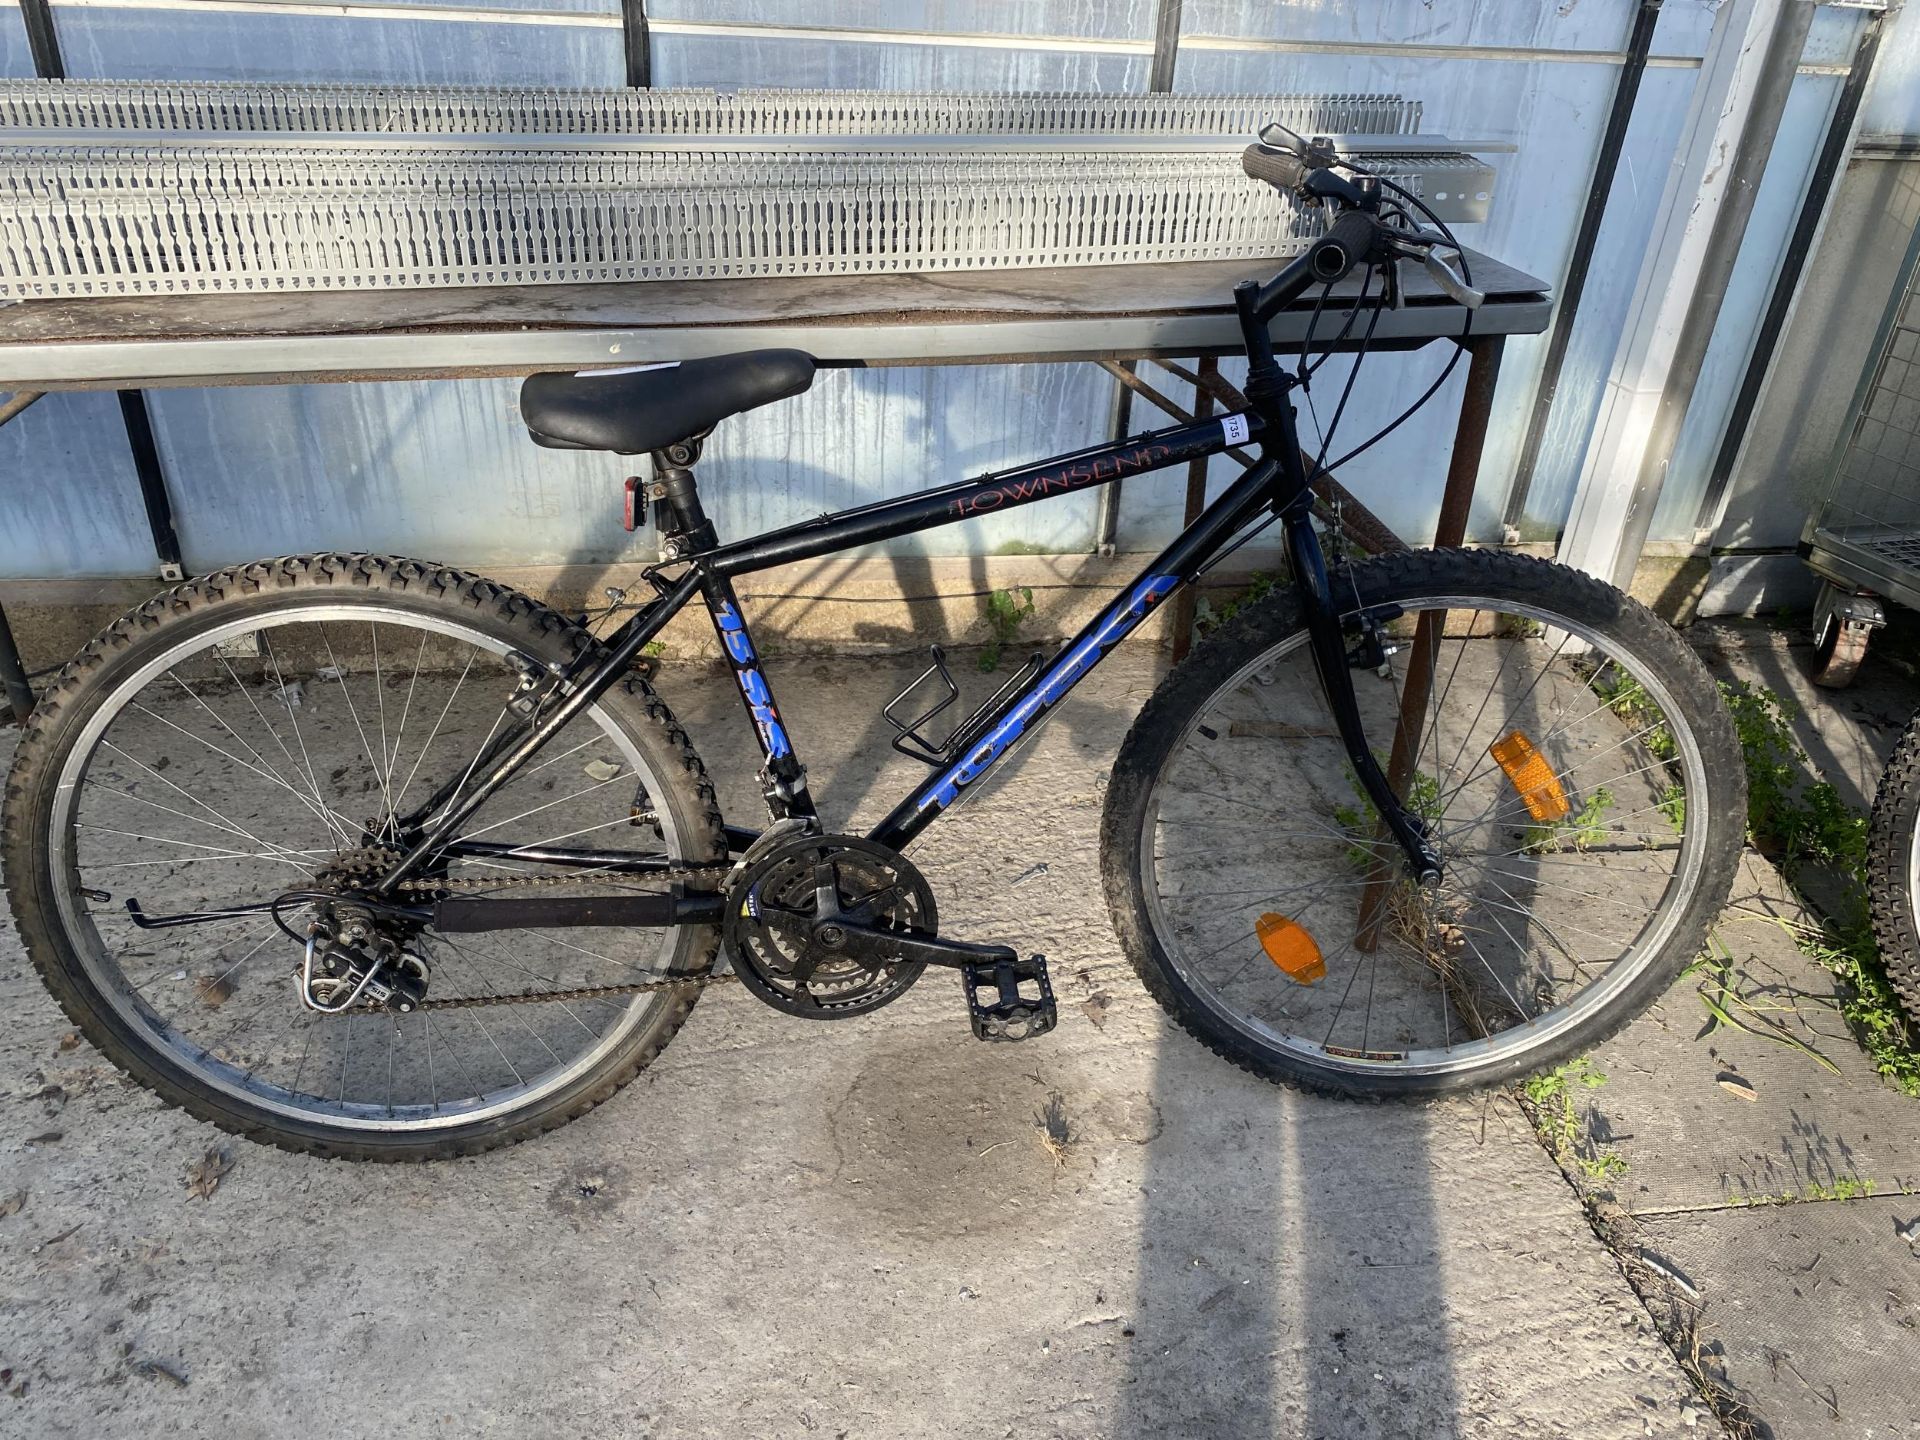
(1489, 730, 1569, 822)
(1257, 912, 1326, 985)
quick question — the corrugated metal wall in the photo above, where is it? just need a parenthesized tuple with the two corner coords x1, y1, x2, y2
(0, 1, 1901, 581)
(1694, 1, 1920, 610)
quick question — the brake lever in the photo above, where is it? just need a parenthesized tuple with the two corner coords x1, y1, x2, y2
(1421, 248, 1486, 310)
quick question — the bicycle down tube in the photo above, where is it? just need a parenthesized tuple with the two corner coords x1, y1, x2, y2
(380, 410, 1264, 889)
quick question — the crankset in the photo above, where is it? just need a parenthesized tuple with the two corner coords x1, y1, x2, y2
(722, 832, 1060, 1040)
(724, 833, 939, 1018)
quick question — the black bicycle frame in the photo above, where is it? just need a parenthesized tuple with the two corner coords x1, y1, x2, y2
(378, 215, 1441, 899)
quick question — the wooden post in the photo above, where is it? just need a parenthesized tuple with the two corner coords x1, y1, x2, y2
(1169, 357, 1219, 663)
(1355, 336, 1506, 950)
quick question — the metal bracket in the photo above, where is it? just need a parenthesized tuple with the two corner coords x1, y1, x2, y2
(1813, 580, 1887, 645)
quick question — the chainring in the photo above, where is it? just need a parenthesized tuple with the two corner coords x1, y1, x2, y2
(722, 833, 937, 1019)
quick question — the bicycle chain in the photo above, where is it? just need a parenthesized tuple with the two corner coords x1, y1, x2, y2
(317, 847, 740, 1012)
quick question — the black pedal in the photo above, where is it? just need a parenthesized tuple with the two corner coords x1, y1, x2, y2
(961, 954, 1057, 1042)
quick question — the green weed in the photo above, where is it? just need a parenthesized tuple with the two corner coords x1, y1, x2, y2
(1521, 785, 1615, 854)
(1691, 931, 1841, 1077)
(980, 586, 1035, 673)
(1733, 1174, 1877, 1206)
(1192, 570, 1279, 637)
(1780, 918, 1920, 1097)
(1498, 613, 1545, 640)
(1521, 1058, 1627, 1187)
(1713, 680, 1919, 1094)
(1657, 781, 1686, 831)
(1333, 764, 1444, 871)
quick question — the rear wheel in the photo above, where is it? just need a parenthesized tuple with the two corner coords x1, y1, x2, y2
(3, 555, 724, 1159)
(1102, 549, 1743, 1098)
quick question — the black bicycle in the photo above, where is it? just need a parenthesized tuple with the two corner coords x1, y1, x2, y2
(3, 127, 1744, 1158)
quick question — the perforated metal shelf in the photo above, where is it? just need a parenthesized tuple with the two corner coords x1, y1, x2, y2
(0, 81, 1497, 301)
(0, 82, 1422, 139)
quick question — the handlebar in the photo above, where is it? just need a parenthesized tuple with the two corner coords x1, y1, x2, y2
(1239, 142, 1309, 195)
(1240, 140, 1486, 316)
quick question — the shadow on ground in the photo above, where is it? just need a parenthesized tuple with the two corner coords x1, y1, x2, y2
(0, 647, 1698, 1438)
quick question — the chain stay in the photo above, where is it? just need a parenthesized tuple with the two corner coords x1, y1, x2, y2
(322, 847, 737, 1011)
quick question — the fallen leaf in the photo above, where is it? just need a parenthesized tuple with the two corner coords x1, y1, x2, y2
(1080, 992, 1112, 1031)
(184, 1147, 234, 1200)
(583, 758, 624, 783)
(0, 1190, 24, 1219)
(56, 1032, 80, 1051)
(1637, 1250, 1701, 1299)
(131, 1359, 188, 1389)
(1716, 1074, 1757, 1102)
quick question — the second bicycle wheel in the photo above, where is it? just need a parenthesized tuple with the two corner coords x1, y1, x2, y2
(4, 555, 725, 1159)
(1102, 549, 1743, 1097)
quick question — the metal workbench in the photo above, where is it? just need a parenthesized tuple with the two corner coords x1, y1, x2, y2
(0, 251, 1550, 721)
(0, 251, 1546, 387)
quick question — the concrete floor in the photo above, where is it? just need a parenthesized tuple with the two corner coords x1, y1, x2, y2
(0, 646, 1705, 1440)
(1577, 619, 1920, 1439)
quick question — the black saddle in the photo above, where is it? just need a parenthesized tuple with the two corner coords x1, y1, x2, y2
(520, 349, 816, 455)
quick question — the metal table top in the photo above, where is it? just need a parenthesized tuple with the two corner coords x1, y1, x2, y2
(0, 250, 1548, 390)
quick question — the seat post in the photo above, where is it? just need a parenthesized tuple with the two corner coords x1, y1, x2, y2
(649, 437, 717, 560)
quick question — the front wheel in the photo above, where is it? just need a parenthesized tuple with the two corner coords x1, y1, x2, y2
(1102, 549, 1744, 1099)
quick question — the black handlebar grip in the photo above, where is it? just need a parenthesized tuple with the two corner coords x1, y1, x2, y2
(1308, 210, 1379, 284)
(1241, 143, 1307, 192)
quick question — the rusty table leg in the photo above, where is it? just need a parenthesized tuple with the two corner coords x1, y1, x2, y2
(1169, 356, 1220, 664)
(1355, 335, 1506, 951)
(0, 600, 36, 725)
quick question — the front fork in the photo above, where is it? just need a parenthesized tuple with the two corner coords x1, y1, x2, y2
(1282, 503, 1441, 884)
(1255, 362, 1441, 885)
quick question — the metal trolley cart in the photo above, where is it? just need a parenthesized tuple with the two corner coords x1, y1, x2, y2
(1801, 215, 1920, 686)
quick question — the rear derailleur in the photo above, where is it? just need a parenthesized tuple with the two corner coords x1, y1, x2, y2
(301, 901, 430, 1015)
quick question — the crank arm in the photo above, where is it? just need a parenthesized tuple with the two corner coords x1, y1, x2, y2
(432, 889, 725, 933)
(762, 909, 1018, 970)
(851, 928, 1018, 969)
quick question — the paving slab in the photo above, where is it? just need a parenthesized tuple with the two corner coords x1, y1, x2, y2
(1633, 1197, 1920, 1438)
(1587, 850, 1920, 1214)
(0, 653, 1700, 1440)
(1689, 619, 1915, 814)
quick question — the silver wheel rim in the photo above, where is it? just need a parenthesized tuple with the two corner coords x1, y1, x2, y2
(47, 602, 694, 1134)
(1138, 593, 1712, 1079)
